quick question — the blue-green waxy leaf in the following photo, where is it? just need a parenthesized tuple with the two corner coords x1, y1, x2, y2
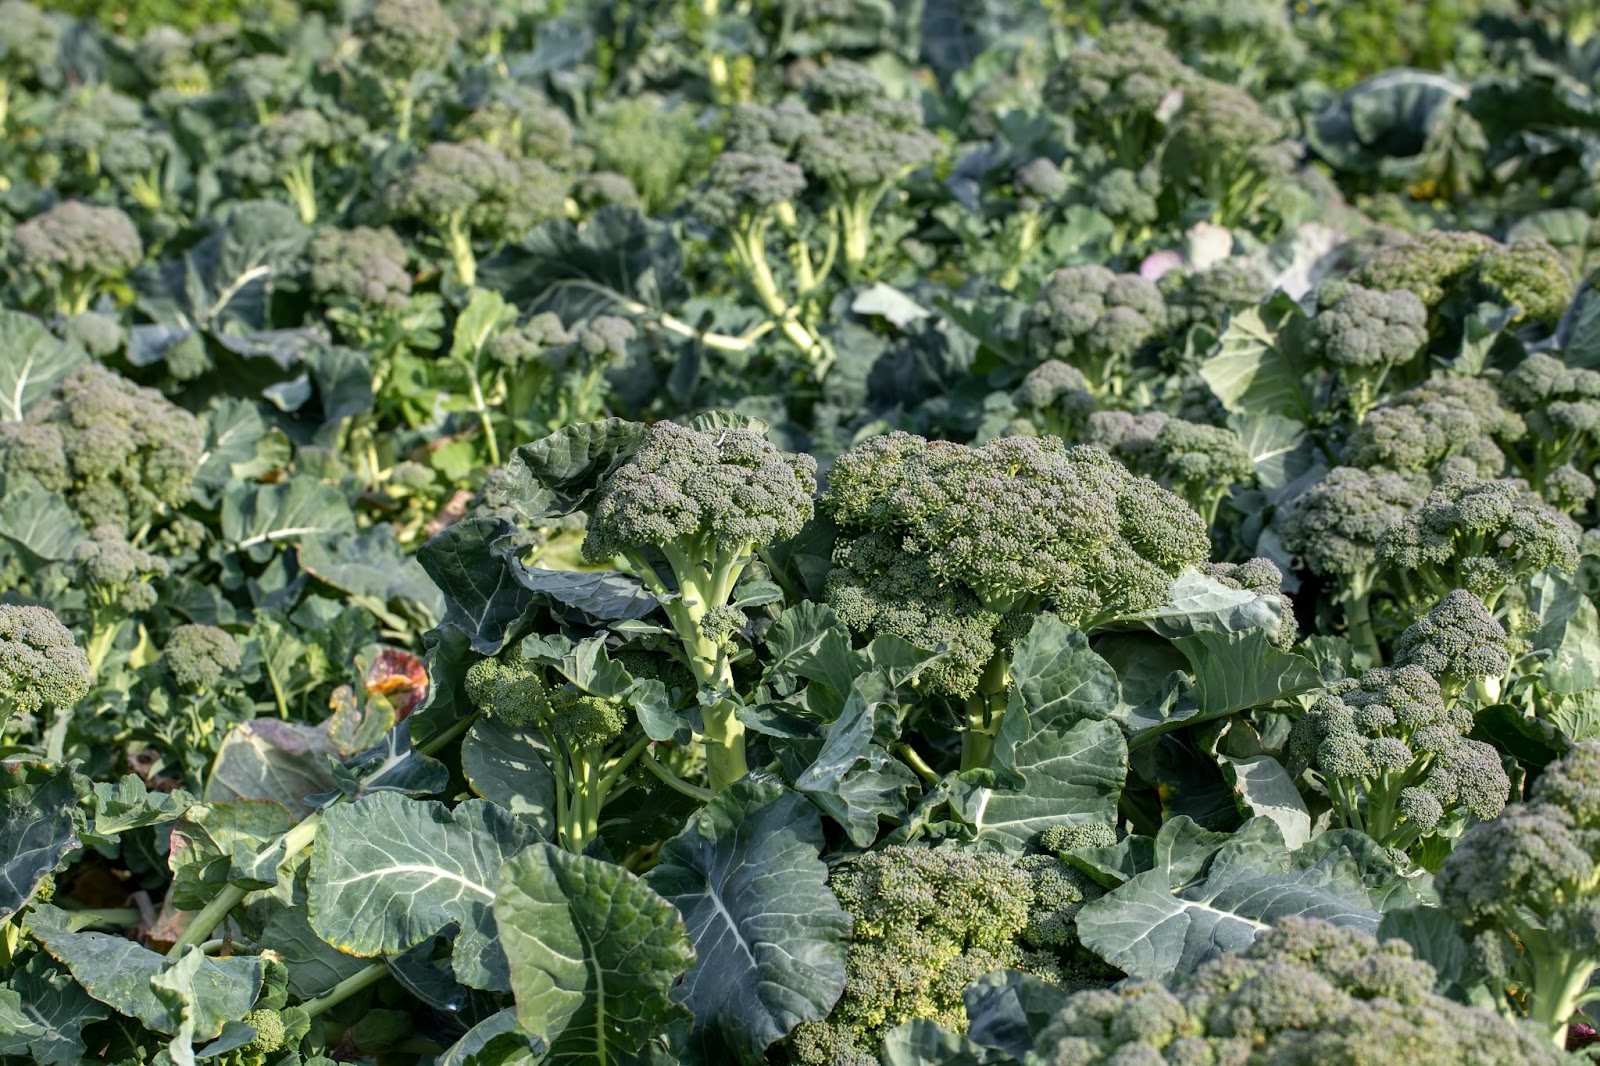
(168, 799, 296, 908)
(28, 907, 264, 1040)
(792, 672, 919, 846)
(220, 478, 356, 558)
(298, 526, 444, 627)
(967, 717, 1127, 851)
(0, 477, 84, 564)
(0, 954, 108, 1065)
(1170, 629, 1322, 719)
(462, 717, 557, 838)
(308, 793, 535, 991)
(495, 843, 694, 1064)
(0, 762, 80, 922)
(437, 1008, 546, 1066)
(1198, 292, 1316, 422)
(418, 517, 538, 655)
(962, 970, 1071, 1060)
(1220, 754, 1311, 849)
(879, 1020, 1003, 1065)
(0, 311, 86, 422)
(645, 781, 850, 1062)
(488, 418, 650, 522)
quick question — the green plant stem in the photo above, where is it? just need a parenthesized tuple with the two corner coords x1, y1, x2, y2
(300, 960, 391, 1019)
(419, 712, 477, 756)
(1525, 938, 1597, 1048)
(85, 623, 119, 680)
(61, 907, 140, 932)
(166, 811, 323, 958)
(894, 743, 940, 784)
(642, 749, 715, 802)
(960, 652, 1012, 772)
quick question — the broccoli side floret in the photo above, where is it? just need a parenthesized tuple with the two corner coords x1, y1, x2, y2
(352, 0, 456, 141)
(385, 139, 567, 286)
(1039, 822, 1119, 855)
(465, 652, 633, 850)
(1392, 589, 1517, 703)
(1437, 740, 1600, 1047)
(70, 525, 171, 675)
(1030, 917, 1567, 1064)
(822, 433, 1207, 769)
(787, 845, 1062, 1065)
(0, 604, 91, 740)
(575, 420, 816, 791)
(163, 624, 242, 692)
(453, 85, 580, 163)
(1279, 466, 1424, 658)
(242, 1008, 287, 1054)
(0, 364, 204, 533)
(491, 314, 633, 436)
(1545, 464, 1596, 516)
(1343, 376, 1520, 479)
(224, 108, 360, 225)
(1025, 265, 1169, 398)
(1087, 409, 1255, 526)
(1158, 258, 1271, 341)
(1309, 285, 1429, 418)
(58, 312, 123, 360)
(1378, 468, 1581, 612)
(10, 201, 143, 315)
(1290, 664, 1508, 856)
(1009, 360, 1096, 441)
(1498, 352, 1600, 483)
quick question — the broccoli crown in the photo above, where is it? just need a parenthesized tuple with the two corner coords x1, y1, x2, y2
(580, 420, 818, 568)
(1545, 463, 1596, 514)
(0, 1, 61, 85)
(1377, 469, 1581, 599)
(355, 0, 455, 80)
(223, 108, 338, 185)
(310, 225, 413, 309)
(0, 604, 92, 716)
(1164, 78, 1295, 177)
(548, 689, 627, 751)
(453, 86, 578, 162)
(465, 655, 627, 748)
(1476, 238, 1575, 329)
(58, 312, 123, 360)
(11, 200, 143, 285)
(1088, 410, 1255, 502)
(0, 365, 203, 531)
(163, 624, 242, 691)
(1050, 24, 1191, 132)
(1040, 822, 1120, 855)
(1280, 467, 1423, 580)
(1012, 360, 1095, 418)
(725, 100, 821, 155)
(1032, 917, 1566, 1065)
(788, 845, 1060, 1065)
(1348, 230, 1499, 311)
(1159, 260, 1270, 336)
(1310, 285, 1428, 372)
(485, 312, 572, 369)
(1204, 558, 1299, 648)
(71, 525, 171, 612)
(1290, 665, 1508, 847)
(1350, 231, 1574, 329)
(1500, 353, 1600, 456)
(242, 1008, 287, 1054)
(1015, 157, 1068, 202)
(1088, 167, 1161, 225)
(789, 64, 940, 194)
(1025, 266, 1169, 392)
(586, 94, 705, 211)
(386, 139, 567, 241)
(696, 151, 808, 227)
(1392, 590, 1516, 689)
(573, 315, 636, 360)
(1343, 376, 1519, 478)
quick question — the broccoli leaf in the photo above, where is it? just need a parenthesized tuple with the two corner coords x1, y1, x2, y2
(0, 762, 80, 922)
(1199, 292, 1317, 423)
(0, 311, 86, 422)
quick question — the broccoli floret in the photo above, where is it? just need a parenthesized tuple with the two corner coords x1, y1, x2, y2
(1343, 376, 1520, 478)
(464, 654, 553, 728)
(10, 201, 143, 316)
(486, 312, 571, 368)
(1205, 558, 1300, 648)
(1159, 259, 1271, 341)
(1499, 352, 1600, 483)
(57, 312, 123, 360)
(1280, 466, 1424, 658)
(1015, 157, 1069, 203)
(1088, 410, 1255, 526)
(70, 525, 171, 674)
(1040, 822, 1119, 855)
(0, 364, 204, 533)
(586, 94, 708, 213)
(1161, 78, 1296, 228)
(787, 845, 1060, 1065)
(1392, 590, 1516, 701)
(453, 85, 580, 163)
(1034, 917, 1565, 1064)
(1544, 464, 1596, 516)
(1437, 741, 1600, 1047)
(1351, 231, 1574, 332)
(1128, 0, 1306, 89)
(1309, 285, 1429, 417)
(1026, 265, 1169, 398)
(574, 171, 641, 212)
(163, 624, 242, 692)
(1378, 468, 1581, 611)
(823, 433, 1206, 768)
(385, 139, 567, 286)
(1289, 665, 1508, 855)
(1088, 167, 1161, 235)
(310, 225, 413, 310)
(0, 1, 61, 127)
(574, 420, 816, 791)
(353, 0, 455, 140)
(1009, 360, 1097, 441)
(243, 1008, 287, 1054)
(1049, 26, 1193, 170)
(0, 604, 91, 737)
(224, 108, 361, 225)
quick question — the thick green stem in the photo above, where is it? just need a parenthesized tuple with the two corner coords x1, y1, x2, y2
(445, 217, 476, 287)
(642, 749, 715, 802)
(284, 159, 317, 225)
(960, 652, 1012, 772)
(85, 622, 119, 680)
(1343, 586, 1380, 665)
(166, 812, 323, 958)
(300, 960, 391, 1018)
(1527, 941, 1598, 1048)
(62, 907, 140, 932)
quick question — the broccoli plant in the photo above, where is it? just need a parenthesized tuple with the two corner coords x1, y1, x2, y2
(309, 224, 442, 363)
(1498, 352, 1600, 485)
(1024, 265, 1169, 399)
(1309, 284, 1429, 418)
(223, 108, 364, 224)
(349, 0, 456, 142)
(1086, 409, 1256, 526)
(822, 432, 1208, 770)
(9, 201, 143, 315)
(999, 360, 1097, 442)
(1437, 740, 1600, 1047)
(0, 604, 92, 749)
(1343, 375, 1519, 479)
(384, 139, 568, 286)
(0, 0, 61, 130)
(70, 525, 171, 676)
(465, 652, 646, 851)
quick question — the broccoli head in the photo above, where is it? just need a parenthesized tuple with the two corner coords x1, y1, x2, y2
(1377, 468, 1581, 609)
(1498, 352, 1600, 481)
(1088, 409, 1255, 525)
(1392, 589, 1517, 700)
(1309, 285, 1429, 416)
(71, 525, 170, 615)
(0, 604, 91, 726)
(1009, 360, 1096, 440)
(1026, 265, 1168, 398)
(309, 225, 413, 310)
(1343, 375, 1520, 478)
(695, 150, 808, 230)
(1048, 26, 1193, 167)
(1289, 665, 1508, 854)
(163, 624, 242, 692)
(586, 94, 709, 213)
(1280, 466, 1422, 590)
(464, 654, 553, 729)
(354, 0, 455, 82)
(242, 1008, 287, 1055)
(223, 107, 360, 225)
(1350, 230, 1574, 331)
(1014, 157, 1069, 203)
(1031, 917, 1566, 1065)
(10, 201, 143, 316)
(787, 845, 1063, 1065)
(1437, 740, 1600, 1046)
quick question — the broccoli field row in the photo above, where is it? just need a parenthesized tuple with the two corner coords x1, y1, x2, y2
(3, 0, 1600, 1063)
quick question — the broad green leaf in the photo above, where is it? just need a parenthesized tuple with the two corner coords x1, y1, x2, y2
(437, 1008, 546, 1066)
(1006, 617, 1119, 726)
(1129, 569, 1289, 642)
(203, 719, 336, 814)
(1170, 630, 1321, 719)
(1529, 571, 1600, 697)
(962, 969, 1071, 1060)
(760, 602, 860, 698)
(1198, 293, 1315, 421)
(299, 527, 444, 628)
(0, 477, 84, 563)
(879, 1020, 1001, 1065)
(509, 560, 658, 622)
(496, 844, 693, 1063)
(29, 908, 264, 1040)
(1076, 824, 1389, 981)
(0, 954, 107, 1065)
(221, 478, 356, 556)
(1230, 412, 1314, 494)
(792, 672, 919, 846)
(314, 721, 448, 804)
(87, 775, 196, 840)
(417, 517, 538, 655)
(968, 717, 1127, 851)
(168, 799, 296, 908)
(450, 289, 514, 363)
(0, 311, 86, 422)
(0, 762, 80, 922)
(243, 900, 369, 1000)
(1220, 755, 1311, 849)
(308, 793, 535, 991)
(645, 781, 849, 1060)
(489, 419, 650, 523)
(462, 717, 558, 837)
